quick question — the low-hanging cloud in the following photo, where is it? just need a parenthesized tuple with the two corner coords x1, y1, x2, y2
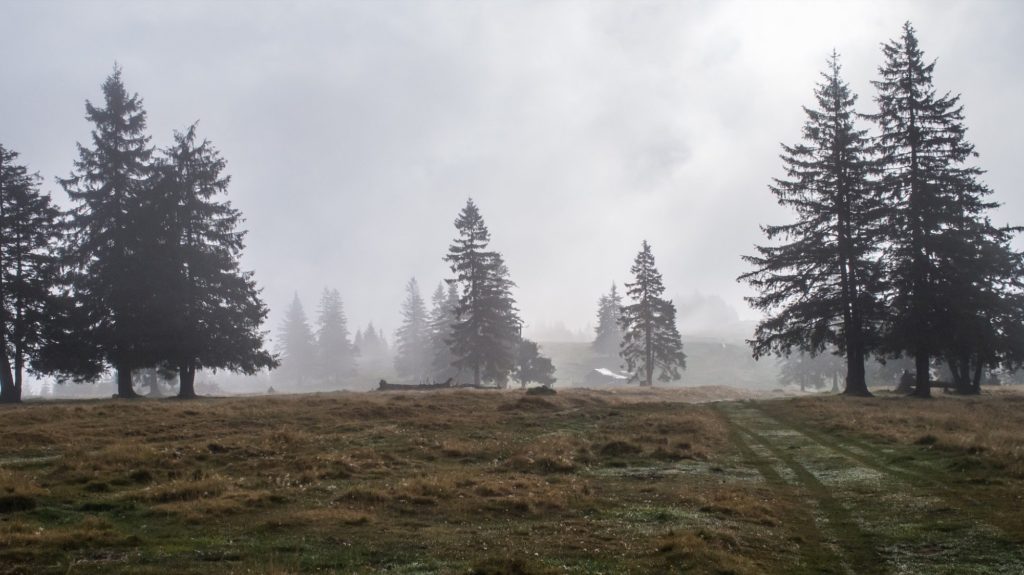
(1, 0, 1021, 343)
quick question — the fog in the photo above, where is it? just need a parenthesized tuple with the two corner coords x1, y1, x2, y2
(2, 0, 1022, 345)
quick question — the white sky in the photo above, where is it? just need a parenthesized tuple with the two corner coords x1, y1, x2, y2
(2, 0, 1022, 343)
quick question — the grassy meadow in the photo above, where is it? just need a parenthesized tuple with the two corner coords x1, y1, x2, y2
(1, 387, 1023, 574)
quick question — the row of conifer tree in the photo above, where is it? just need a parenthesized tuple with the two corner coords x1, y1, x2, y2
(742, 22, 1024, 398)
(276, 201, 690, 390)
(0, 66, 275, 403)
(273, 199, 558, 389)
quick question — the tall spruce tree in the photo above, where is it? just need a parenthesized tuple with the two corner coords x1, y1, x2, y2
(0, 145, 63, 403)
(619, 241, 686, 386)
(59, 65, 158, 398)
(444, 199, 522, 387)
(740, 52, 881, 397)
(592, 283, 624, 357)
(276, 294, 316, 385)
(428, 281, 459, 382)
(394, 278, 432, 380)
(156, 124, 276, 398)
(869, 22, 1023, 397)
(315, 287, 356, 384)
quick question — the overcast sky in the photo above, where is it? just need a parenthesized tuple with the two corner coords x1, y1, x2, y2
(2, 0, 1022, 344)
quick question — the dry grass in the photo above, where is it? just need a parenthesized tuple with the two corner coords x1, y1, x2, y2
(655, 528, 762, 574)
(0, 387, 743, 573)
(765, 389, 1024, 476)
(0, 385, 1021, 573)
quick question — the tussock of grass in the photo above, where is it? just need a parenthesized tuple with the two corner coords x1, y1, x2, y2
(695, 485, 779, 526)
(655, 528, 761, 574)
(0, 515, 131, 550)
(132, 474, 230, 503)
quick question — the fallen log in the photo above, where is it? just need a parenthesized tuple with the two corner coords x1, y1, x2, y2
(376, 378, 493, 391)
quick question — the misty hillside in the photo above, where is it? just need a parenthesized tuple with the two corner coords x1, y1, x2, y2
(540, 336, 778, 390)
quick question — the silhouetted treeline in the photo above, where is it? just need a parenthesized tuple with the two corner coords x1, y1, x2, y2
(742, 23, 1024, 397)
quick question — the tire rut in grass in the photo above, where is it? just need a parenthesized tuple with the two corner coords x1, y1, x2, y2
(730, 401, 1024, 574)
(721, 403, 883, 575)
(753, 402, 1024, 545)
(752, 403, 954, 491)
(714, 403, 850, 574)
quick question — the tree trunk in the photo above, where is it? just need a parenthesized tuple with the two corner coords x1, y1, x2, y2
(911, 352, 931, 398)
(970, 359, 983, 395)
(177, 362, 197, 399)
(13, 348, 23, 402)
(0, 351, 17, 403)
(116, 364, 138, 398)
(842, 348, 872, 397)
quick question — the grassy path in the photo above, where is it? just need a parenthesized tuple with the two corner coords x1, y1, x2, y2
(715, 400, 1024, 575)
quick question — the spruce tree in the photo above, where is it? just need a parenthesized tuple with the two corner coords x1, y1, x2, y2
(619, 241, 686, 386)
(357, 322, 392, 378)
(157, 124, 276, 398)
(276, 294, 316, 385)
(428, 281, 459, 382)
(514, 339, 556, 389)
(394, 278, 432, 380)
(741, 52, 881, 397)
(869, 22, 1023, 396)
(0, 145, 63, 403)
(444, 199, 522, 387)
(361, 322, 383, 358)
(59, 65, 157, 398)
(315, 287, 355, 384)
(592, 283, 624, 357)
(353, 328, 364, 356)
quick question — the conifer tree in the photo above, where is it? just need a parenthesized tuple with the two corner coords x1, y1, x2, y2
(394, 278, 432, 379)
(156, 124, 276, 398)
(444, 199, 522, 387)
(428, 281, 459, 382)
(592, 283, 624, 357)
(59, 65, 158, 398)
(619, 241, 685, 386)
(0, 145, 63, 403)
(777, 351, 843, 393)
(869, 22, 1023, 396)
(741, 52, 881, 397)
(514, 339, 556, 389)
(357, 322, 392, 377)
(361, 322, 384, 358)
(353, 328, 364, 356)
(315, 287, 355, 384)
(276, 294, 316, 385)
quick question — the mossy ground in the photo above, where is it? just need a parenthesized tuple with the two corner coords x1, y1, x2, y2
(0, 387, 1021, 574)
